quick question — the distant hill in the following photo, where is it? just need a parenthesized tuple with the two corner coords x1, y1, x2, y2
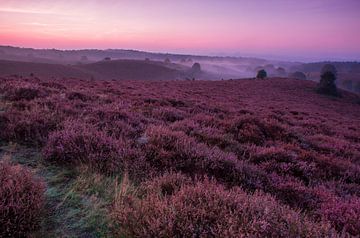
(0, 60, 93, 79)
(76, 60, 185, 80)
(0, 59, 191, 81)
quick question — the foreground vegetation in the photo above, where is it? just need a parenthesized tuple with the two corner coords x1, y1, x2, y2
(0, 76, 360, 237)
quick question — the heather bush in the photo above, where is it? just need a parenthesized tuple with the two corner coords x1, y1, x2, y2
(152, 106, 185, 122)
(270, 179, 332, 211)
(251, 145, 321, 182)
(43, 120, 129, 173)
(87, 104, 146, 139)
(227, 117, 289, 145)
(321, 197, 360, 235)
(140, 125, 239, 175)
(0, 161, 45, 237)
(2, 106, 61, 146)
(112, 178, 335, 237)
(66, 91, 93, 101)
(138, 126, 273, 191)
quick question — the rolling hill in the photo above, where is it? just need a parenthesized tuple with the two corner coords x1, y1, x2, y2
(0, 59, 188, 81)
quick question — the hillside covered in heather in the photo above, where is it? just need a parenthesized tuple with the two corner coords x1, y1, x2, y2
(1, 76, 360, 237)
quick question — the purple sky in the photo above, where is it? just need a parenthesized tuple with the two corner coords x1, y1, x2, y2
(0, 0, 359, 61)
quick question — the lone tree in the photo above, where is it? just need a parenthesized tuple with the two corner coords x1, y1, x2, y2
(192, 62, 201, 73)
(317, 64, 339, 96)
(256, 69, 267, 79)
(290, 71, 307, 80)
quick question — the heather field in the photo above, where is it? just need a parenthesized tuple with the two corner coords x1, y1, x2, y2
(1, 76, 360, 237)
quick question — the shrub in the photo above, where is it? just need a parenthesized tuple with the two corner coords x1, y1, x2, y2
(152, 107, 185, 122)
(112, 178, 335, 237)
(290, 71, 307, 80)
(0, 161, 45, 237)
(139, 172, 193, 197)
(317, 64, 339, 96)
(256, 69, 267, 79)
(137, 126, 273, 191)
(227, 117, 288, 145)
(5, 87, 42, 101)
(321, 197, 360, 235)
(1, 81, 47, 101)
(66, 91, 93, 101)
(43, 120, 128, 173)
(321, 64, 337, 76)
(2, 106, 61, 146)
(87, 104, 146, 139)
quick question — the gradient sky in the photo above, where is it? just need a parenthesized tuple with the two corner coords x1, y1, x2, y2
(0, 0, 359, 61)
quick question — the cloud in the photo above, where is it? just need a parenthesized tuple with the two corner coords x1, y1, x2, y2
(0, 7, 68, 16)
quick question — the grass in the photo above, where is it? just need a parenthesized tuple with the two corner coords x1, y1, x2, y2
(0, 143, 120, 238)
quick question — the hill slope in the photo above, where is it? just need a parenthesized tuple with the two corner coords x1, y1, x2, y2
(0, 77, 359, 236)
(0, 59, 187, 80)
(76, 59, 184, 80)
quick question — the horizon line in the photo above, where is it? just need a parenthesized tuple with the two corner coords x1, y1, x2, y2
(1, 44, 360, 64)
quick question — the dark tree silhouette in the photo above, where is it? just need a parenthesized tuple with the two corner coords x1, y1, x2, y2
(317, 64, 339, 96)
(192, 63, 201, 73)
(256, 69, 267, 79)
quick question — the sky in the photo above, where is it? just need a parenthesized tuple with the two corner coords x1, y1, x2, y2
(0, 0, 359, 62)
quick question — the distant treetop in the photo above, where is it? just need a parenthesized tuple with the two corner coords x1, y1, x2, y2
(256, 69, 267, 79)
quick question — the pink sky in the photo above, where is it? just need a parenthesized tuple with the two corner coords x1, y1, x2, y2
(0, 0, 359, 61)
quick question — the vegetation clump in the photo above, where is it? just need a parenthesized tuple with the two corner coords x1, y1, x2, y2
(317, 64, 339, 96)
(0, 161, 45, 237)
(256, 69, 267, 79)
(43, 120, 128, 173)
(290, 71, 307, 80)
(112, 176, 335, 237)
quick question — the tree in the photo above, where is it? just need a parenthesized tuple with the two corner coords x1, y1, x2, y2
(276, 67, 286, 77)
(104, 57, 111, 61)
(191, 63, 201, 73)
(321, 64, 337, 76)
(317, 64, 339, 96)
(290, 71, 307, 80)
(164, 58, 171, 64)
(256, 69, 267, 79)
